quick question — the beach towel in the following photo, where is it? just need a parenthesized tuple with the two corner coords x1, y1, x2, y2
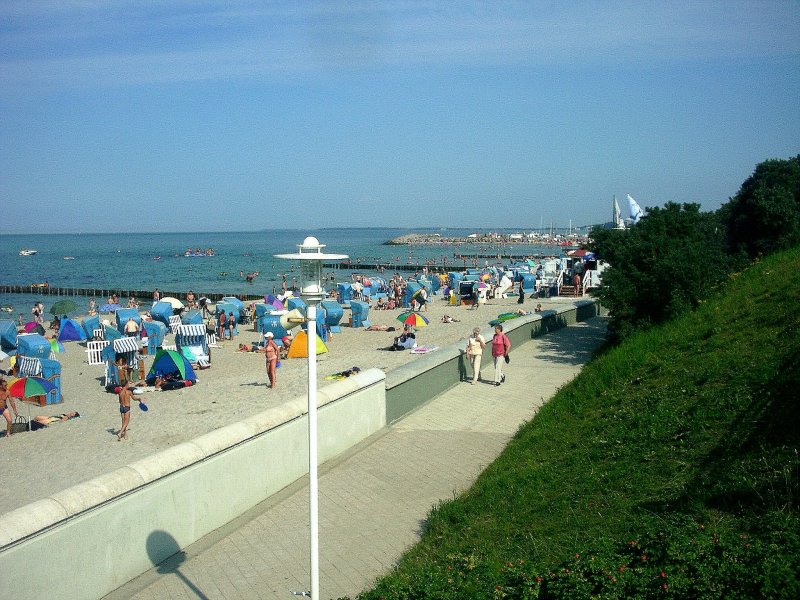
(410, 346, 439, 354)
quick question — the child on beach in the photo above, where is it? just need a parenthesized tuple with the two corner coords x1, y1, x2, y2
(117, 381, 144, 440)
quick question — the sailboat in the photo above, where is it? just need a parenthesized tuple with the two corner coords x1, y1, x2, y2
(613, 196, 625, 229)
(626, 194, 643, 224)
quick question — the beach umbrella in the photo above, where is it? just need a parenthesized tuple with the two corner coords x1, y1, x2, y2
(49, 339, 66, 353)
(160, 297, 185, 310)
(49, 299, 78, 315)
(148, 349, 196, 382)
(397, 311, 430, 327)
(7, 376, 58, 432)
(7, 376, 57, 399)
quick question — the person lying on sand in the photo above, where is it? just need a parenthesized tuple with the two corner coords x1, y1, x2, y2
(365, 324, 396, 331)
(33, 412, 80, 425)
(441, 314, 460, 323)
(237, 343, 266, 353)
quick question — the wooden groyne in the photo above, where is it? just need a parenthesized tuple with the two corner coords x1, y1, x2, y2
(0, 285, 264, 303)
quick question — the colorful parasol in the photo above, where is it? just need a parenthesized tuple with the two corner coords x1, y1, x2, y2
(8, 376, 57, 398)
(49, 339, 66, 353)
(396, 311, 430, 327)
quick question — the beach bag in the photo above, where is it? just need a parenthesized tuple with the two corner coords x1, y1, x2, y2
(504, 354, 510, 364)
(11, 415, 28, 434)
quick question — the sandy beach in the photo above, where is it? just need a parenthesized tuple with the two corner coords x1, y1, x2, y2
(1, 293, 579, 516)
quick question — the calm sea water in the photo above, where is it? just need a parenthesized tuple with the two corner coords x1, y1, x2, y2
(0, 228, 561, 317)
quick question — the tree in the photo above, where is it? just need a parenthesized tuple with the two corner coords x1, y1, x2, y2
(589, 203, 730, 340)
(720, 156, 800, 258)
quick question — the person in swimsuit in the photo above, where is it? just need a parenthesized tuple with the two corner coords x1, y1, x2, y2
(117, 382, 143, 440)
(1, 378, 19, 438)
(264, 332, 280, 389)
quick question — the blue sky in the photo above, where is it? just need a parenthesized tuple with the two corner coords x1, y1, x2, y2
(1, 1, 798, 234)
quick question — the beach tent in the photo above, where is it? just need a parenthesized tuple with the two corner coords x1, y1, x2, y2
(286, 330, 328, 358)
(57, 318, 86, 342)
(147, 349, 197, 383)
(0, 319, 17, 352)
(150, 301, 174, 327)
(115, 308, 141, 334)
(17, 334, 51, 360)
(81, 314, 100, 339)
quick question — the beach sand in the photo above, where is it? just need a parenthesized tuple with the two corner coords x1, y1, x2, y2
(0, 293, 579, 516)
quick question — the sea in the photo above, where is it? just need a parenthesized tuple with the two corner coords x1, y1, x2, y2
(0, 228, 566, 318)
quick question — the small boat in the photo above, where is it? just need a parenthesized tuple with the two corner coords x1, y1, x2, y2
(19, 249, 37, 256)
(63, 256, 75, 260)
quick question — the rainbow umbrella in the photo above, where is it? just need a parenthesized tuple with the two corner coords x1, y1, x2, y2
(49, 339, 66, 353)
(7, 377, 58, 432)
(8, 376, 57, 398)
(396, 311, 430, 327)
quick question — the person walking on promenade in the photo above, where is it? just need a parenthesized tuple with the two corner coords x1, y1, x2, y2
(1, 378, 19, 438)
(465, 327, 485, 385)
(491, 324, 511, 387)
(264, 332, 279, 388)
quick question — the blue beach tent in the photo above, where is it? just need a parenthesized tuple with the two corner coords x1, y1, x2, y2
(57, 318, 86, 342)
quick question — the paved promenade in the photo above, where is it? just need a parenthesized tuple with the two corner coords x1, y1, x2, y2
(107, 317, 607, 600)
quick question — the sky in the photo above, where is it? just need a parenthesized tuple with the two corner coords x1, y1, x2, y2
(1, 1, 799, 234)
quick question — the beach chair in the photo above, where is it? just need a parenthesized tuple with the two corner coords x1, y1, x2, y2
(101, 337, 140, 387)
(17, 355, 42, 377)
(176, 324, 210, 368)
(168, 315, 182, 335)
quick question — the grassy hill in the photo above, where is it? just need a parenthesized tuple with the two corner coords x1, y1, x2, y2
(358, 246, 800, 599)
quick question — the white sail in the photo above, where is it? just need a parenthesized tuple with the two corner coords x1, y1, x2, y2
(627, 194, 643, 224)
(613, 196, 625, 229)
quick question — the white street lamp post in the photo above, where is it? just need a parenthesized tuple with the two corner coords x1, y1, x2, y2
(275, 237, 348, 599)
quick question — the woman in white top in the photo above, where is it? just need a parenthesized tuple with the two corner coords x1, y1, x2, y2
(465, 327, 486, 385)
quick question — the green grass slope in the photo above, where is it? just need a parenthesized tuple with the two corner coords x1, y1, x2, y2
(358, 246, 800, 599)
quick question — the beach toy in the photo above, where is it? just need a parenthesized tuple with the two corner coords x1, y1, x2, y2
(138, 401, 148, 412)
